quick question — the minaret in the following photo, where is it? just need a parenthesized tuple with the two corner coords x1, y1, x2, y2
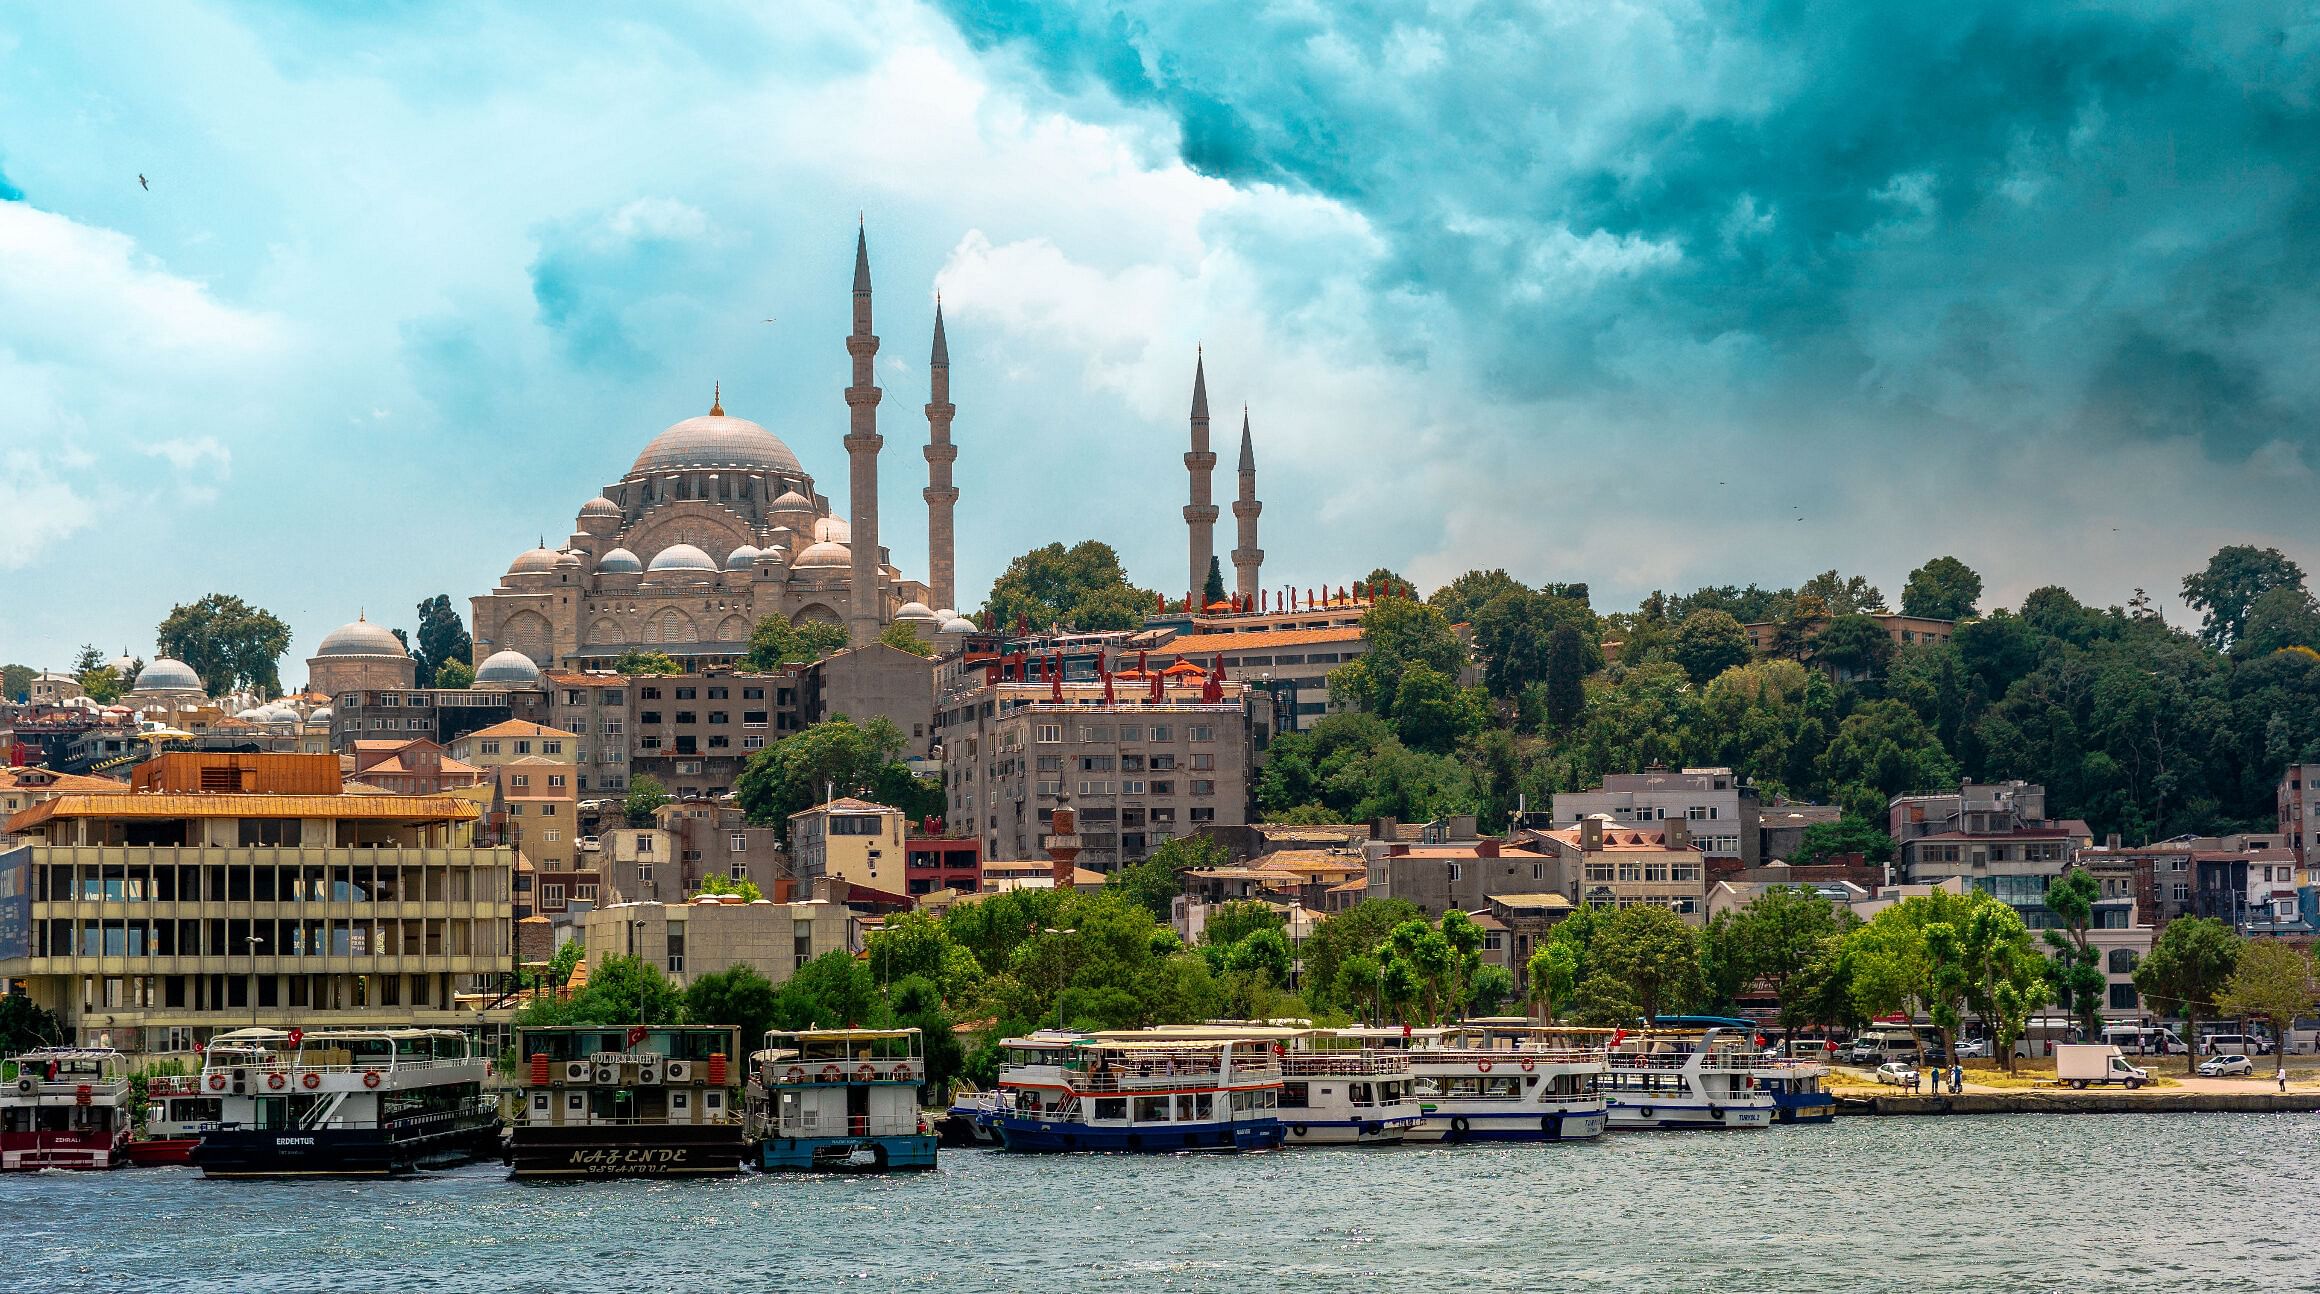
(845, 221, 885, 646)
(1184, 351, 1218, 604)
(923, 297, 959, 613)
(1231, 407, 1262, 602)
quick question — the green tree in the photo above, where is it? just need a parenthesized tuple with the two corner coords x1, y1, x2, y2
(2236, 585, 2320, 658)
(1108, 835, 1229, 921)
(2042, 869, 2106, 1037)
(1203, 556, 1226, 607)
(412, 595, 472, 688)
(694, 872, 764, 902)
(0, 995, 65, 1054)
(2134, 917, 2242, 1075)
(1813, 613, 1897, 677)
(1525, 940, 1579, 1022)
(2183, 544, 2306, 651)
(733, 716, 916, 837)
(877, 623, 935, 657)
(778, 950, 886, 1028)
(1792, 815, 1895, 867)
(515, 954, 682, 1027)
(624, 774, 674, 827)
(1387, 662, 1469, 753)
(683, 965, 781, 1051)
(1329, 597, 1467, 716)
(613, 651, 682, 676)
(433, 657, 475, 689)
(1698, 910, 1754, 1011)
(1672, 610, 1751, 686)
(73, 645, 127, 704)
(1472, 589, 1595, 699)
(741, 616, 850, 670)
(2217, 940, 2316, 1062)
(1428, 569, 1529, 625)
(545, 938, 584, 988)
(1, 665, 34, 703)
(984, 540, 1157, 630)
(156, 593, 293, 696)
(866, 911, 985, 1002)
(1818, 700, 1959, 802)
(1543, 624, 1588, 730)
(1732, 885, 1847, 1028)
(1797, 570, 1887, 615)
(1584, 905, 1703, 1024)
(1467, 964, 1516, 1016)
(1201, 900, 1285, 950)
(1302, 898, 1422, 1012)
(1901, 556, 1983, 621)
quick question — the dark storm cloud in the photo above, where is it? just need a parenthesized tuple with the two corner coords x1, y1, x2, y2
(936, 1, 2320, 460)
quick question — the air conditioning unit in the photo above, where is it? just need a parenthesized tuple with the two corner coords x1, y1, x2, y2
(663, 1061, 691, 1083)
(562, 1062, 590, 1083)
(592, 1064, 619, 1085)
(635, 1064, 663, 1085)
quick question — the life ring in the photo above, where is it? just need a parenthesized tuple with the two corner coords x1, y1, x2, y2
(207, 1074, 227, 1092)
(266, 1072, 287, 1091)
(892, 1063, 914, 1082)
(785, 1066, 806, 1084)
(1476, 1058, 1493, 1073)
(1520, 1058, 1536, 1072)
(362, 1070, 381, 1089)
(1449, 1116, 1470, 1139)
(855, 1065, 877, 1082)
(820, 1065, 843, 1083)
(301, 1072, 321, 1090)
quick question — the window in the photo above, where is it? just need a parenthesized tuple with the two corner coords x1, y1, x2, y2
(1149, 725, 1172, 742)
(1118, 725, 1142, 741)
(1190, 753, 1215, 771)
(731, 834, 748, 852)
(1035, 724, 1062, 743)
(1149, 754, 1176, 771)
(675, 687, 696, 700)
(512, 775, 530, 788)
(1037, 756, 1063, 773)
(709, 712, 729, 725)
(1190, 779, 1215, 795)
(640, 687, 661, 700)
(2109, 982, 2139, 1010)
(708, 736, 730, 749)
(1189, 807, 1214, 823)
(641, 711, 661, 725)
(516, 741, 532, 755)
(743, 687, 764, 700)
(2107, 948, 2138, 974)
(1079, 756, 1114, 772)
(480, 740, 502, 755)
(676, 712, 697, 725)
(708, 687, 728, 699)
(1188, 726, 1213, 742)
(1122, 780, 1146, 795)
(744, 711, 768, 727)
(743, 736, 765, 750)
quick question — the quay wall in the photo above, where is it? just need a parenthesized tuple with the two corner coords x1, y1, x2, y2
(1838, 1091, 2320, 1116)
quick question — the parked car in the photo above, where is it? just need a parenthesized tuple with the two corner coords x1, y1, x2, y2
(2199, 1055, 2255, 1077)
(1874, 1061, 1920, 1087)
(1952, 1038, 1990, 1059)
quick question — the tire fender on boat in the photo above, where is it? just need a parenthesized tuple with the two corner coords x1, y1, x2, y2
(1449, 1116, 1470, 1139)
(1542, 1115, 1559, 1139)
(1634, 1105, 1653, 1119)
(1708, 1104, 1724, 1120)
(1290, 1124, 1308, 1138)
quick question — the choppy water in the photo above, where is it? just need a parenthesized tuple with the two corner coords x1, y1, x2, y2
(8, 1115, 2318, 1292)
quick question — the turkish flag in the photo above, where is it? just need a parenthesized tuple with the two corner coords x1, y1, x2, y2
(1824, 1039, 1838, 1052)
(286, 1028, 303, 1048)
(627, 1025, 648, 1048)
(1611, 1029, 1627, 1047)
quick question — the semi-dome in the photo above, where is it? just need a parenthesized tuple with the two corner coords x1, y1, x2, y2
(724, 544, 761, 571)
(598, 547, 643, 574)
(629, 407, 804, 478)
(646, 543, 717, 573)
(507, 547, 560, 576)
(793, 539, 851, 569)
(474, 650, 543, 685)
(894, 601, 938, 622)
(134, 657, 203, 693)
(315, 615, 407, 658)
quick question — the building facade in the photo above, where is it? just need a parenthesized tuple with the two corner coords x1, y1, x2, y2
(579, 896, 854, 989)
(1552, 767, 1759, 867)
(2279, 764, 2320, 867)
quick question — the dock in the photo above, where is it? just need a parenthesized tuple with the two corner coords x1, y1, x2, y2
(1836, 1090, 2320, 1116)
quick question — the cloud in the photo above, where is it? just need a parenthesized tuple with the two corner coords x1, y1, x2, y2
(0, 201, 284, 368)
(141, 435, 231, 474)
(0, 445, 96, 570)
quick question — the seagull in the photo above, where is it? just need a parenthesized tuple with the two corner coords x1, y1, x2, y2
(138, 174, 148, 191)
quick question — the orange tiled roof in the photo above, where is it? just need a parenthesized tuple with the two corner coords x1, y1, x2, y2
(0, 768, 128, 794)
(458, 720, 579, 742)
(1250, 849, 1367, 875)
(8, 792, 480, 831)
(1160, 625, 1367, 654)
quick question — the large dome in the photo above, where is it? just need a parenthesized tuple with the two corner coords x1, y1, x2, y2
(134, 657, 203, 693)
(475, 650, 544, 685)
(646, 543, 717, 573)
(507, 547, 560, 576)
(630, 410, 803, 477)
(315, 615, 407, 658)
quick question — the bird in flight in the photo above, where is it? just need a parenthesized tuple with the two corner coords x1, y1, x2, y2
(138, 174, 148, 191)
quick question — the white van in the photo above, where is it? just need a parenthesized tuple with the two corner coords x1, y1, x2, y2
(2101, 1025, 2183, 1056)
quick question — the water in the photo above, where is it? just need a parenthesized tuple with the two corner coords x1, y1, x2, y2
(9, 1116, 2318, 1292)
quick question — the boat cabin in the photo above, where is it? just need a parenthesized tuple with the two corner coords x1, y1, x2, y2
(2, 1047, 132, 1170)
(515, 1025, 738, 1132)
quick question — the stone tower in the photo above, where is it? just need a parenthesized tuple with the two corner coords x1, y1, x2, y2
(845, 222, 885, 646)
(1231, 408, 1262, 602)
(923, 298, 959, 613)
(1184, 351, 1218, 606)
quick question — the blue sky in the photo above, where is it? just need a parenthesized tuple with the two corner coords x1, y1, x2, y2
(4, 2, 2318, 675)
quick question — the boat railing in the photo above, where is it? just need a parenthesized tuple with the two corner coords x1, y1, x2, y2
(758, 1057, 922, 1086)
(208, 1055, 478, 1078)
(1044, 1063, 1280, 1092)
(1609, 1050, 1788, 1073)
(145, 1074, 208, 1097)
(1282, 1055, 1411, 1077)
(1412, 1047, 1603, 1067)
(773, 1110, 920, 1138)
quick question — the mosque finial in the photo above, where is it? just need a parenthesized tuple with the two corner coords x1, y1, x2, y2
(710, 381, 723, 417)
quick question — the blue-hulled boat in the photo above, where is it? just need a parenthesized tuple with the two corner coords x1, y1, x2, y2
(982, 1030, 1284, 1153)
(746, 1028, 937, 1172)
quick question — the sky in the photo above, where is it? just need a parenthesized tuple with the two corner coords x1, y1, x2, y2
(3, 1, 2318, 676)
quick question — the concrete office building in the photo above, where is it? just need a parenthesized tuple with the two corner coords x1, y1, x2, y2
(580, 896, 855, 989)
(1552, 767, 1759, 867)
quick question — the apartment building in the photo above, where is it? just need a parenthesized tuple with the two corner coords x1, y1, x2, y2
(903, 835, 981, 898)
(1552, 767, 1760, 867)
(789, 797, 910, 897)
(328, 684, 549, 751)
(1360, 837, 1561, 918)
(1889, 781, 2094, 930)
(798, 643, 938, 758)
(2279, 764, 2320, 867)
(1513, 817, 1711, 922)
(579, 896, 855, 989)
(0, 752, 515, 1052)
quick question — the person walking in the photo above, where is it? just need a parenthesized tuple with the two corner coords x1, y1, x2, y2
(1950, 1063, 1963, 1095)
(2278, 1064, 2289, 1093)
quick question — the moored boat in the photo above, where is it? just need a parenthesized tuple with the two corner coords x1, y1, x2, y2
(509, 1025, 744, 1179)
(982, 1030, 1283, 1153)
(1758, 1059, 1837, 1124)
(1602, 1027, 1779, 1130)
(1354, 1021, 1609, 1143)
(747, 1028, 936, 1171)
(188, 1027, 501, 1177)
(129, 1070, 219, 1166)
(2, 1047, 132, 1170)
(937, 1087, 1002, 1147)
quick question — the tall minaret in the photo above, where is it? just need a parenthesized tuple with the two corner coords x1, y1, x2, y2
(1231, 407, 1262, 602)
(923, 297, 959, 613)
(845, 221, 885, 646)
(1184, 351, 1218, 604)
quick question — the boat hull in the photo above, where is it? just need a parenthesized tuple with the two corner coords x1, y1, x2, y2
(0, 1129, 131, 1171)
(988, 1116, 1283, 1153)
(510, 1121, 746, 1179)
(1407, 1107, 1608, 1142)
(126, 1137, 201, 1166)
(1280, 1116, 1419, 1146)
(191, 1115, 502, 1177)
(756, 1132, 938, 1172)
(1605, 1099, 1775, 1130)
(1772, 1096, 1837, 1124)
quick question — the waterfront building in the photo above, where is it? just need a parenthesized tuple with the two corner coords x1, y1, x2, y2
(0, 752, 515, 1054)
(1552, 767, 1760, 868)
(1510, 817, 1711, 921)
(305, 613, 416, 697)
(328, 681, 549, 754)
(469, 230, 948, 669)
(578, 895, 854, 989)
(1889, 781, 2094, 927)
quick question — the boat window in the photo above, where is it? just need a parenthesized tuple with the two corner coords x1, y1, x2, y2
(1094, 1098, 1126, 1121)
(532, 1093, 549, 1111)
(705, 1092, 720, 1109)
(1191, 1094, 1214, 1120)
(1134, 1096, 1170, 1122)
(1279, 1082, 1309, 1108)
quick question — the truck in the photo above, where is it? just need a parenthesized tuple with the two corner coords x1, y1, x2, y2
(2055, 1043, 2150, 1090)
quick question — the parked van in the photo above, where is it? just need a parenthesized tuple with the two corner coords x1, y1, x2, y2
(2101, 1025, 2184, 1056)
(2056, 1043, 2150, 1089)
(2203, 1033, 2270, 1057)
(1850, 1026, 1931, 1064)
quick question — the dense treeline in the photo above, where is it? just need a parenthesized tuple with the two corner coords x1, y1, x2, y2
(1258, 547, 2320, 843)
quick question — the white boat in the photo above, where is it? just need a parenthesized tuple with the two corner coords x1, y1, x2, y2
(1347, 1021, 1609, 1142)
(1602, 1028, 1779, 1130)
(188, 1027, 501, 1176)
(1280, 1030, 1424, 1146)
(2, 1047, 132, 1171)
(984, 1029, 1284, 1153)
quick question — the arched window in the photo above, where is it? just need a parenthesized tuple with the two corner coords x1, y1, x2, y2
(2107, 948, 2138, 975)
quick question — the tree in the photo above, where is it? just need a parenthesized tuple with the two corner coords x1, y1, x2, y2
(1672, 610, 1751, 686)
(2183, 545, 2306, 651)
(984, 540, 1156, 630)
(1108, 835, 1229, 921)
(544, 938, 584, 988)
(2133, 917, 2241, 1074)
(1818, 700, 1959, 802)
(73, 645, 126, 704)
(1203, 557, 1226, 608)
(1698, 911, 1754, 1011)
(1543, 625, 1587, 730)
(624, 774, 674, 827)
(1428, 569, 1528, 626)
(1731, 885, 1846, 1028)
(433, 658, 475, 689)
(514, 954, 682, 1027)
(613, 651, 682, 676)
(2217, 940, 2316, 1062)
(1812, 614, 1897, 677)
(1472, 589, 1595, 699)
(1583, 905, 1703, 1024)
(683, 965, 781, 1051)
(866, 911, 984, 1002)
(1467, 964, 1516, 1015)
(1525, 941, 1578, 1022)
(877, 623, 935, 658)
(1792, 815, 1895, 867)
(1302, 898, 1422, 1012)
(1328, 598, 1466, 716)
(2042, 869, 2106, 1037)
(733, 716, 916, 837)
(1201, 900, 1285, 950)
(2236, 585, 2320, 658)
(156, 593, 292, 697)
(411, 595, 472, 688)
(1902, 557, 1983, 621)
(1, 665, 34, 703)
(0, 995, 65, 1055)
(742, 617, 850, 670)
(1797, 570, 1887, 615)
(694, 872, 763, 902)
(778, 950, 885, 1028)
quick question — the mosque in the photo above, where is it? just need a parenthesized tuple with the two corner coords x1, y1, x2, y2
(465, 226, 970, 675)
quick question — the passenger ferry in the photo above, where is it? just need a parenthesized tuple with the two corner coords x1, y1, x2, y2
(509, 1025, 744, 1179)
(1279, 1029, 1424, 1146)
(983, 1030, 1284, 1152)
(2, 1047, 133, 1170)
(1351, 1021, 1608, 1142)
(188, 1027, 501, 1177)
(131, 1069, 220, 1165)
(1757, 1058, 1837, 1124)
(747, 1028, 936, 1172)
(1602, 1027, 1779, 1129)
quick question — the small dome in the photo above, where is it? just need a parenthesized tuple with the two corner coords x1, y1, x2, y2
(647, 543, 717, 573)
(939, 616, 977, 635)
(895, 601, 938, 622)
(770, 489, 814, 512)
(508, 547, 560, 575)
(813, 516, 850, 544)
(108, 654, 138, 674)
(316, 615, 407, 658)
(474, 650, 543, 685)
(793, 539, 851, 569)
(598, 547, 643, 574)
(308, 706, 333, 724)
(579, 496, 621, 519)
(724, 544, 762, 571)
(554, 550, 584, 569)
(933, 608, 958, 621)
(133, 657, 203, 693)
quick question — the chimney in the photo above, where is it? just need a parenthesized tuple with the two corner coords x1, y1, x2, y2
(1665, 818, 1691, 850)
(1371, 816, 1399, 842)
(1579, 817, 1603, 852)
(2106, 833, 2123, 851)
